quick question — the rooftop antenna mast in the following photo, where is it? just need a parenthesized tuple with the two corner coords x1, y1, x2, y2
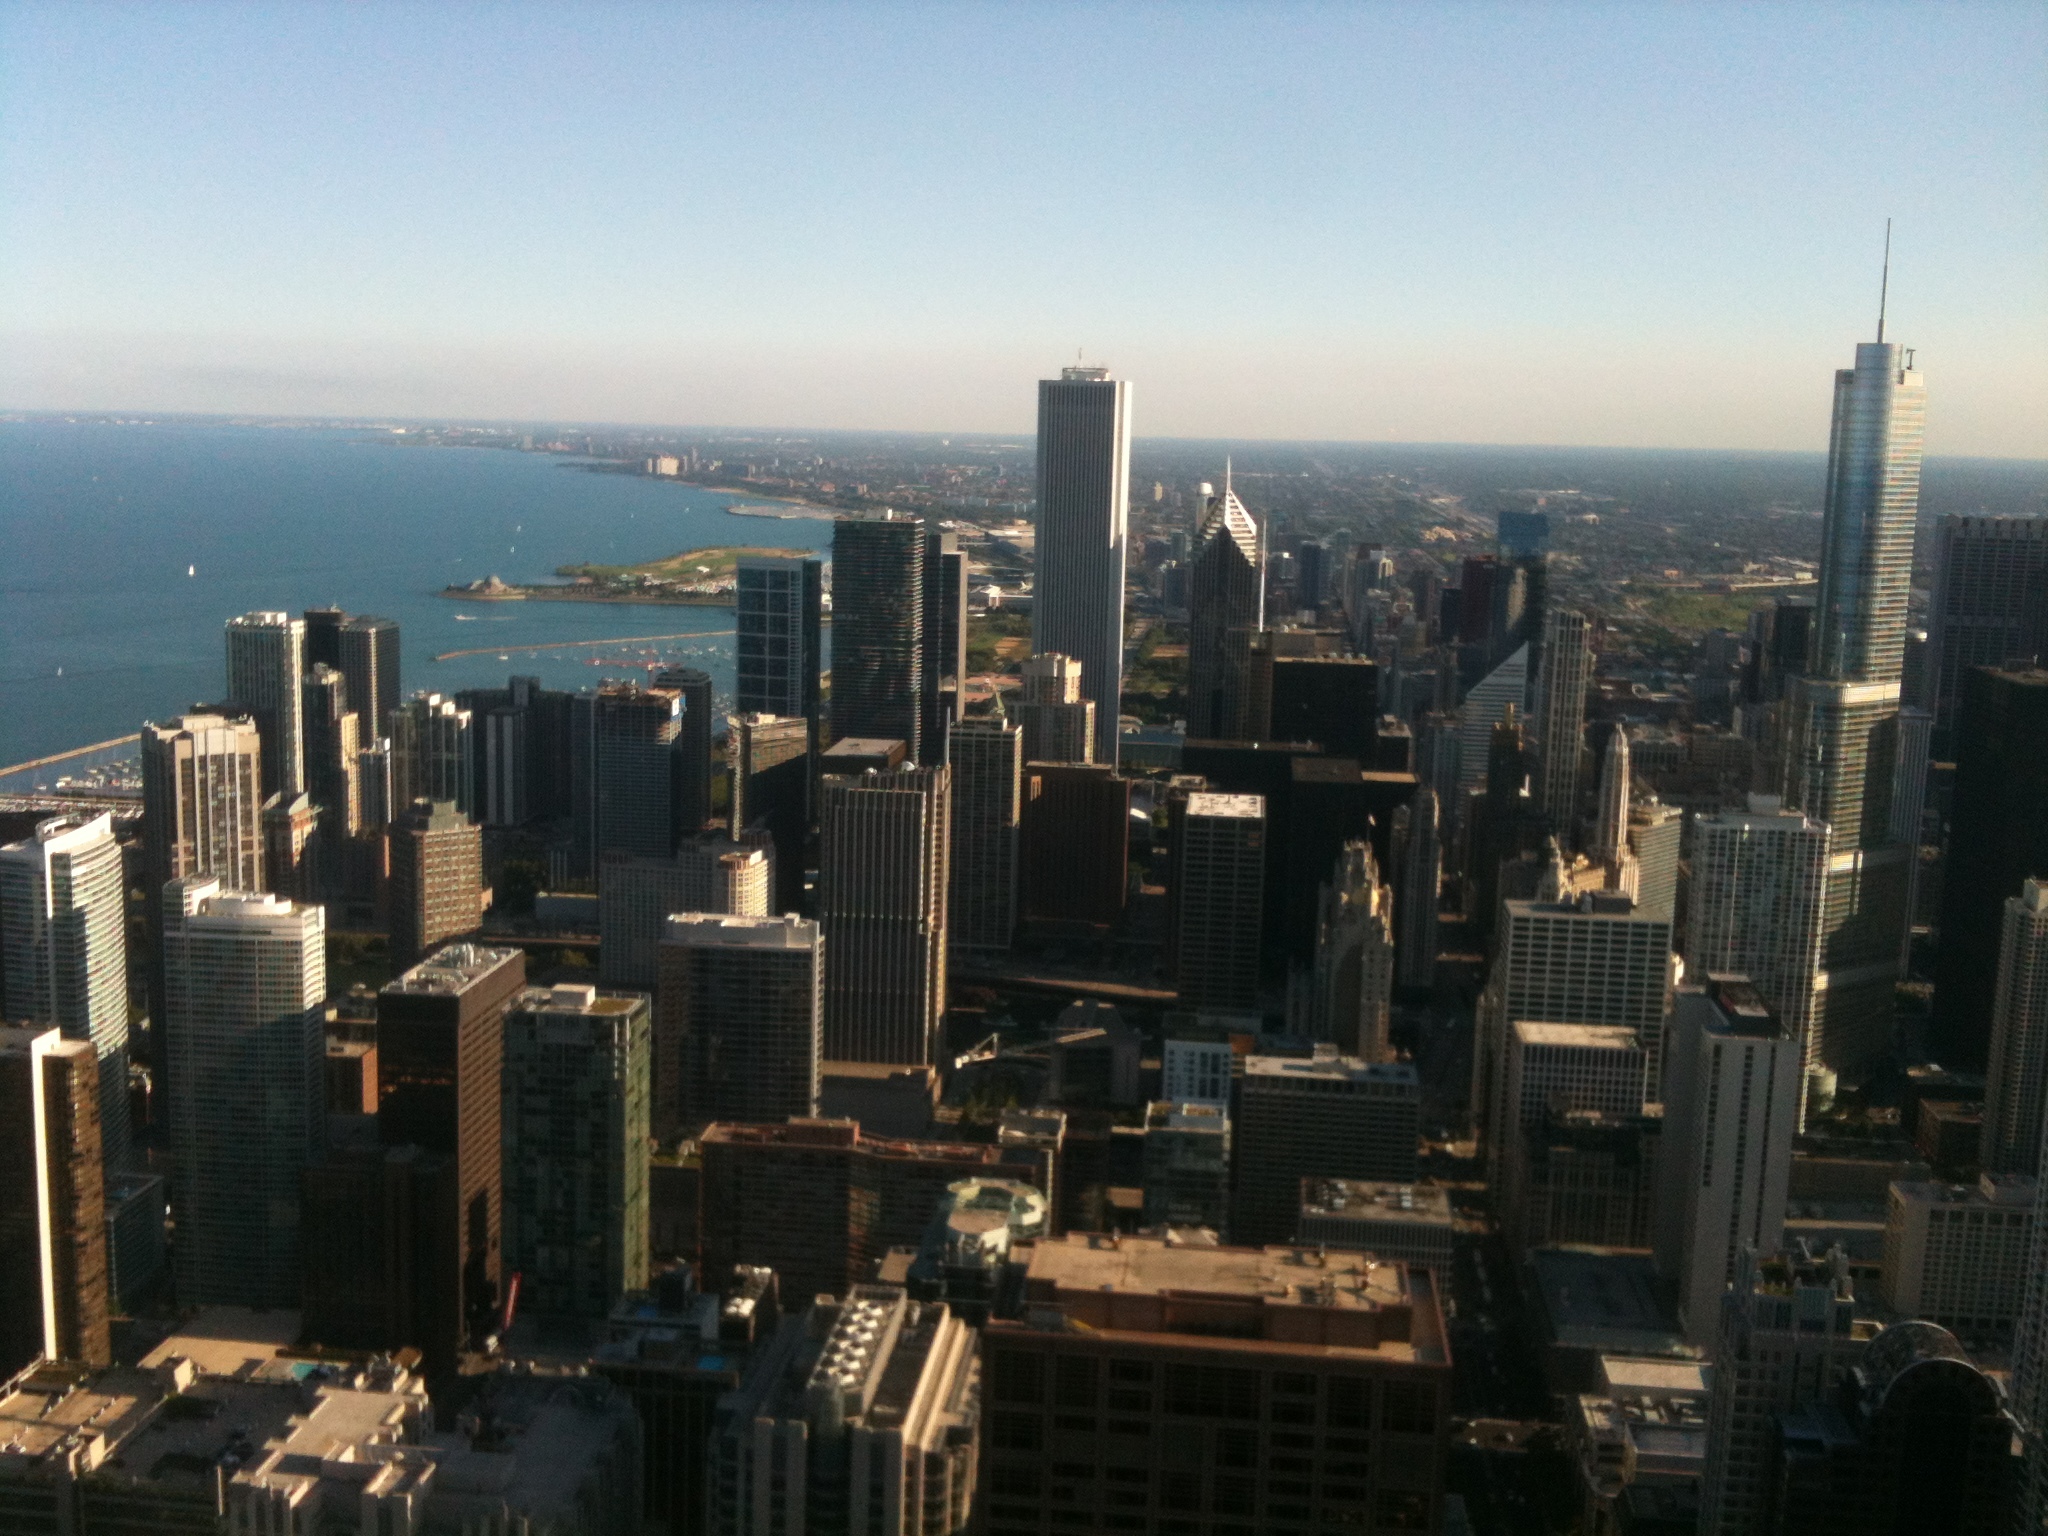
(1877, 218, 1892, 344)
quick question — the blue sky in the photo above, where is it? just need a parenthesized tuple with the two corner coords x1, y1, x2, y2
(3, 1, 2043, 453)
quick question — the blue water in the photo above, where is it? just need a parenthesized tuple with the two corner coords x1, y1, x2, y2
(0, 421, 837, 767)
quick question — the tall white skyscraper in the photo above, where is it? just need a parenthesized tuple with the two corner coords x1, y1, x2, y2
(1530, 607, 1593, 830)
(1474, 892, 1673, 1161)
(1980, 880, 2048, 1176)
(1785, 338, 1925, 1080)
(225, 610, 307, 799)
(1686, 797, 1830, 1118)
(1590, 727, 1631, 863)
(1654, 978, 1802, 1345)
(1033, 366, 1131, 765)
(0, 814, 132, 1174)
(162, 877, 325, 1308)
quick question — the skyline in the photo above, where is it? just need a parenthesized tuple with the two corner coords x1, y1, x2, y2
(2, 2, 2043, 456)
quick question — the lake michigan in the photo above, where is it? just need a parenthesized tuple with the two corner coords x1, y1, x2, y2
(0, 420, 836, 768)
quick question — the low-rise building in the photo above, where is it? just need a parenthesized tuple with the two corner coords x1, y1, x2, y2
(1296, 1179, 1456, 1269)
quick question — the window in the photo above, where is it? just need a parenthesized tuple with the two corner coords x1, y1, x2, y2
(1211, 1476, 1258, 1515)
(992, 1413, 1042, 1451)
(1165, 1365, 1263, 1420)
(991, 1465, 1041, 1497)
(992, 1350, 1046, 1405)
(1325, 1379, 1371, 1430)
(1216, 1428, 1260, 1468)
(1110, 1360, 1155, 1384)
(1382, 1381, 1436, 1435)
(1374, 1491, 1430, 1530)
(1056, 1356, 1101, 1408)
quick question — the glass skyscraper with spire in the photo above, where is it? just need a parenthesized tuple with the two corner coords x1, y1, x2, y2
(1786, 339, 1926, 1082)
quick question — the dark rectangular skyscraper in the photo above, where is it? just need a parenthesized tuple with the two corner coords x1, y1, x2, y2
(735, 554, 823, 739)
(1186, 474, 1264, 740)
(921, 528, 968, 766)
(1933, 666, 2048, 1070)
(1034, 367, 1131, 765)
(376, 943, 526, 1338)
(657, 667, 715, 836)
(830, 515, 925, 754)
(1926, 515, 2048, 740)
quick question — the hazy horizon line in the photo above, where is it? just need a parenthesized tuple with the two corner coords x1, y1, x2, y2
(8, 406, 2047, 467)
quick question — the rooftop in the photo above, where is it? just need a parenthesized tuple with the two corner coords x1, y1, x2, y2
(1185, 791, 1264, 820)
(1244, 1051, 1419, 1087)
(1511, 1021, 1643, 1049)
(1300, 1179, 1454, 1226)
(1016, 1233, 1445, 1362)
(509, 983, 643, 1017)
(383, 942, 522, 996)
(662, 913, 819, 948)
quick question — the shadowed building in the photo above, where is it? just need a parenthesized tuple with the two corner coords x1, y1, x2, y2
(1019, 763, 1129, 934)
(1186, 473, 1265, 740)
(375, 943, 526, 1342)
(0, 1028, 109, 1378)
(655, 914, 821, 1138)
(831, 513, 926, 754)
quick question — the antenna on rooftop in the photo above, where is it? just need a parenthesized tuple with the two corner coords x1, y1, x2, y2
(1877, 218, 1892, 345)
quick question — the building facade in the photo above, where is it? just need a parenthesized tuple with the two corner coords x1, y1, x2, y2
(162, 879, 325, 1308)
(947, 715, 1022, 954)
(225, 610, 307, 798)
(1187, 473, 1265, 741)
(500, 984, 652, 1325)
(1982, 880, 2048, 1175)
(818, 765, 950, 1065)
(597, 835, 771, 990)
(386, 798, 483, 969)
(1233, 1052, 1421, 1244)
(1171, 792, 1266, 1012)
(0, 812, 132, 1174)
(1033, 367, 1131, 765)
(0, 1028, 109, 1378)
(655, 914, 821, 1137)
(831, 514, 926, 754)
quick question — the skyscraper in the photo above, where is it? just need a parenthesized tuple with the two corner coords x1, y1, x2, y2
(0, 1027, 108, 1378)
(711, 1286, 980, 1536)
(830, 514, 925, 753)
(500, 983, 651, 1325)
(1018, 763, 1129, 932)
(375, 942, 526, 1342)
(162, 878, 325, 1308)
(1232, 1052, 1421, 1243)
(1924, 514, 2048, 740)
(1698, 1245, 1868, 1536)
(655, 914, 821, 1137)
(818, 764, 950, 1065)
(260, 791, 321, 903)
(1785, 337, 1925, 1080)
(922, 527, 969, 765)
(1933, 665, 2048, 1069)
(389, 692, 475, 817)
(1473, 892, 1673, 1162)
(1653, 978, 1802, 1344)
(1686, 797, 1830, 1115)
(337, 614, 401, 737)
(946, 715, 1021, 953)
(1978, 880, 2048, 1176)
(141, 712, 266, 1051)
(302, 662, 361, 837)
(1457, 643, 1529, 792)
(0, 813, 132, 1173)
(1394, 786, 1442, 993)
(1013, 652, 1095, 764)
(1529, 606, 1592, 831)
(1186, 471, 1265, 740)
(729, 712, 811, 913)
(734, 553, 824, 739)
(597, 835, 771, 990)
(1169, 793, 1266, 1011)
(657, 666, 716, 835)
(1498, 1021, 1648, 1219)
(1033, 366, 1131, 765)
(1589, 728, 1630, 863)
(386, 799, 484, 969)
(225, 610, 306, 798)
(593, 680, 684, 859)
(1297, 839, 1396, 1059)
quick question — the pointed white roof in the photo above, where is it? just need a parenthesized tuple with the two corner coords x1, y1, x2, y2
(1197, 463, 1260, 565)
